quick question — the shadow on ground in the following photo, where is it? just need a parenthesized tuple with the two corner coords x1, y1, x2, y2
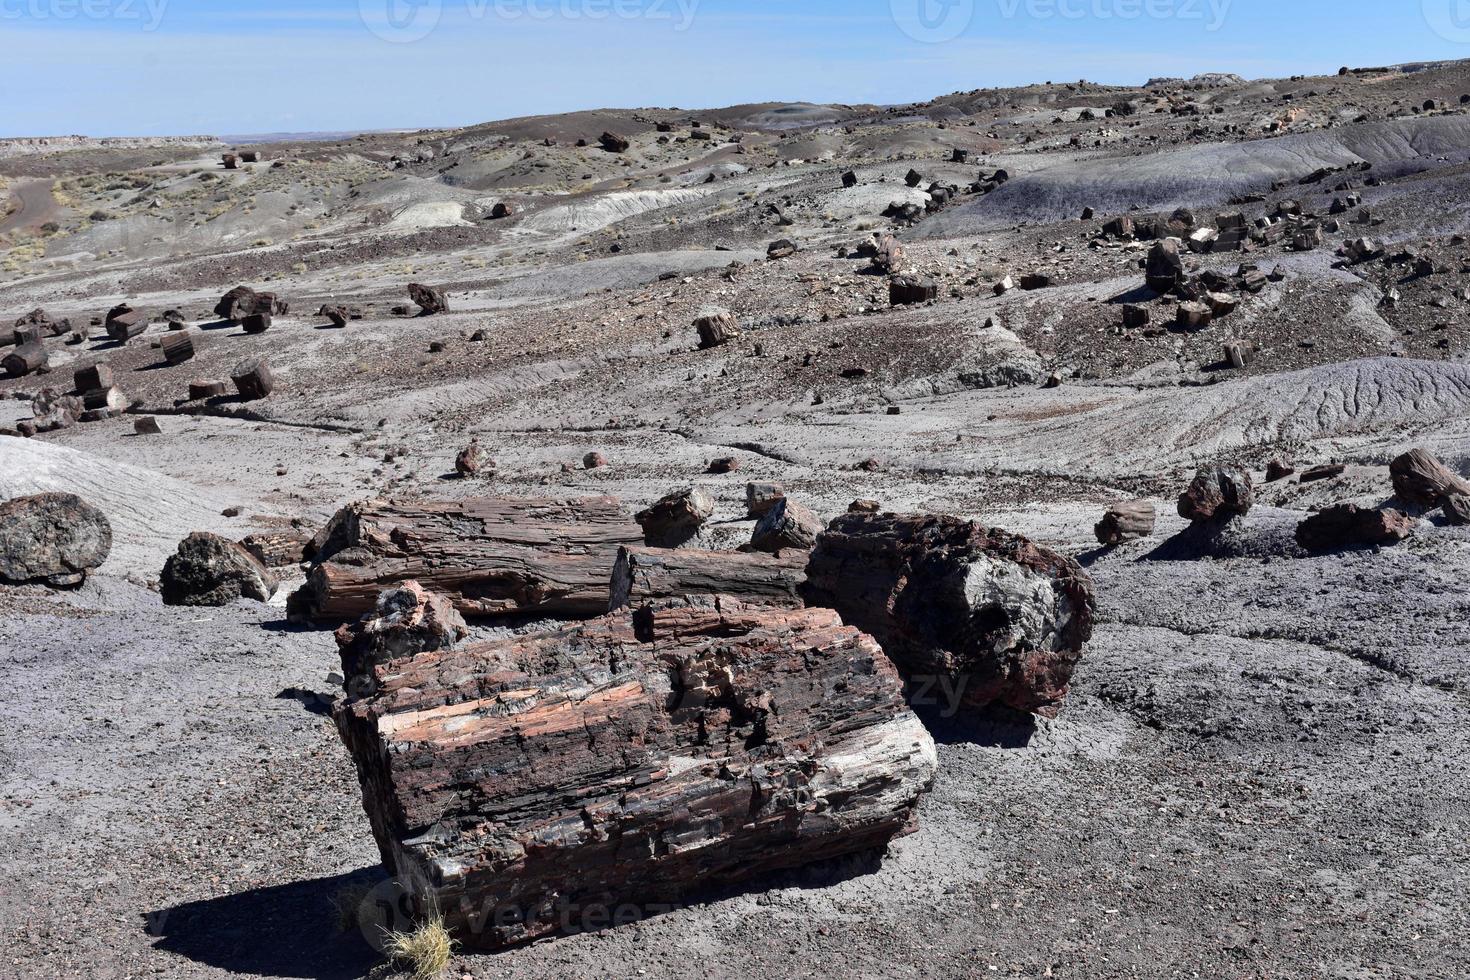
(146, 867, 382, 979)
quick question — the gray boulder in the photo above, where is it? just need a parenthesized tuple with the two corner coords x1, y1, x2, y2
(160, 532, 278, 606)
(0, 493, 112, 588)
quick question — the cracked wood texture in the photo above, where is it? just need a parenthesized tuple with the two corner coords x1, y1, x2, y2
(334, 598, 937, 949)
(802, 512, 1097, 718)
(609, 546, 807, 611)
(287, 495, 643, 622)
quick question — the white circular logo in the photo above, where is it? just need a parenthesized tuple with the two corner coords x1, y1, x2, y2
(891, 0, 974, 43)
(355, 878, 418, 952)
(1423, 0, 1470, 43)
(360, 0, 443, 43)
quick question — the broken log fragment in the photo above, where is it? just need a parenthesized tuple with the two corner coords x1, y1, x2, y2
(1178, 466, 1253, 523)
(745, 481, 785, 519)
(1296, 505, 1416, 553)
(188, 379, 229, 401)
(1390, 448, 1470, 510)
(241, 312, 272, 335)
(1095, 500, 1156, 546)
(231, 357, 274, 401)
(105, 305, 147, 342)
(408, 283, 450, 315)
(635, 488, 714, 548)
(694, 311, 739, 350)
(609, 547, 807, 612)
(334, 580, 467, 682)
(74, 363, 114, 394)
(288, 495, 644, 623)
(241, 528, 315, 569)
(81, 386, 129, 413)
(160, 332, 195, 365)
(333, 598, 937, 949)
(749, 497, 823, 554)
(802, 512, 1097, 718)
(2, 343, 45, 378)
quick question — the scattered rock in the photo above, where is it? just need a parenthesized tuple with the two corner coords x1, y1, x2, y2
(750, 497, 824, 553)
(1095, 500, 1156, 546)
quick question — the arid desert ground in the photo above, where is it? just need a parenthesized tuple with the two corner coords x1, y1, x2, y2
(4, 59, 1470, 979)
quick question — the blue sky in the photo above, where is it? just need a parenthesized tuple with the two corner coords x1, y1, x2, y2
(3, 0, 1469, 137)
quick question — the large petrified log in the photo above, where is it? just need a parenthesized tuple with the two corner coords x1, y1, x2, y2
(802, 512, 1096, 717)
(1296, 505, 1416, 553)
(333, 597, 937, 949)
(610, 546, 807, 611)
(1390, 448, 1470, 510)
(288, 495, 643, 622)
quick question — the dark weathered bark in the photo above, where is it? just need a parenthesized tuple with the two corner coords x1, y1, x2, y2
(288, 495, 643, 622)
(610, 547, 807, 611)
(802, 512, 1096, 718)
(334, 598, 936, 949)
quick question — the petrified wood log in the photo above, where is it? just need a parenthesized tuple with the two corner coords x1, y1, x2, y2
(749, 497, 823, 554)
(1296, 505, 1416, 553)
(1178, 465, 1253, 523)
(333, 598, 937, 949)
(610, 547, 807, 612)
(288, 495, 644, 622)
(231, 356, 274, 401)
(74, 363, 114, 393)
(1094, 500, 1156, 546)
(802, 512, 1096, 718)
(2, 343, 44, 377)
(694, 312, 739, 350)
(160, 332, 195, 366)
(635, 487, 714, 548)
(240, 528, 315, 568)
(408, 283, 450, 315)
(105, 305, 147, 342)
(1390, 449, 1470, 510)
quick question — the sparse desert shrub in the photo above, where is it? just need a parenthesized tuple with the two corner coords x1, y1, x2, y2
(383, 917, 453, 980)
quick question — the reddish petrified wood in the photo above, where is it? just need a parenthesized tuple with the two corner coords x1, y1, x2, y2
(1296, 505, 1416, 552)
(288, 495, 643, 622)
(334, 598, 937, 949)
(610, 546, 807, 611)
(802, 512, 1096, 718)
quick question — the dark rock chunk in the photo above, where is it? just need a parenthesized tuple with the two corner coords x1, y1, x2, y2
(0, 493, 112, 588)
(1296, 505, 1415, 553)
(160, 532, 278, 606)
(1178, 466, 1253, 523)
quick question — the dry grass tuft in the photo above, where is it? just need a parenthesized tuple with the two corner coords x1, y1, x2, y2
(384, 916, 454, 980)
